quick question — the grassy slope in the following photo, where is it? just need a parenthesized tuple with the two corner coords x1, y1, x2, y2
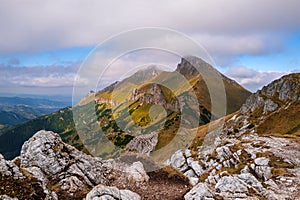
(256, 101, 300, 141)
(0, 107, 85, 160)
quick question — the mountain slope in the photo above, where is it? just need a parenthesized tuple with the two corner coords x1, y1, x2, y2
(0, 107, 87, 159)
(167, 73, 300, 199)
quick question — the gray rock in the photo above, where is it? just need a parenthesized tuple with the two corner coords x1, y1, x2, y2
(240, 165, 250, 174)
(254, 157, 272, 180)
(0, 154, 24, 179)
(168, 150, 188, 171)
(184, 183, 214, 200)
(86, 184, 141, 200)
(216, 146, 232, 161)
(184, 169, 196, 178)
(240, 93, 265, 114)
(189, 177, 199, 186)
(215, 176, 248, 193)
(59, 176, 85, 193)
(126, 132, 158, 154)
(185, 149, 192, 157)
(189, 160, 204, 176)
(238, 173, 264, 192)
(263, 99, 278, 114)
(20, 130, 110, 186)
(254, 157, 269, 166)
(18, 130, 148, 197)
(123, 161, 149, 184)
(0, 195, 18, 200)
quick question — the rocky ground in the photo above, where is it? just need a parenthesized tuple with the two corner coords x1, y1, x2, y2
(0, 130, 190, 200)
(167, 73, 300, 200)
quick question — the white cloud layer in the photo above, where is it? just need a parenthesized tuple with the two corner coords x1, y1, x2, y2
(0, 63, 80, 95)
(0, 0, 299, 57)
(225, 66, 287, 92)
(0, 1, 299, 95)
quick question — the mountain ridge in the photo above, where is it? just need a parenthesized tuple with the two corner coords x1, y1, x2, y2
(0, 56, 251, 160)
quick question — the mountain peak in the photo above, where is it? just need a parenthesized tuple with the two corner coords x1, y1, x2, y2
(241, 73, 300, 114)
(130, 65, 162, 80)
(176, 56, 216, 76)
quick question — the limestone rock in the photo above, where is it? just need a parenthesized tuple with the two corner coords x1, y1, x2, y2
(123, 161, 149, 184)
(238, 173, 264, 192)
(126, 132, 158, 154)
(0, 195, 18, 200)
(168, 150, 188, 171)
(17, 130, 148, 197)
(215, 176, 248, 193)
(263, 99, 278, 114)
(20, 130, 110, 186)
(86, 184, 141, 200)
(184, 183, 214, 200)
(0, 154, 24, 179)
(216, 146, 232, 161)
(254, 157, 272, 180)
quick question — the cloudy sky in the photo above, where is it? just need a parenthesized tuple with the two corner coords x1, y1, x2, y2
(0, 0, 300, 97)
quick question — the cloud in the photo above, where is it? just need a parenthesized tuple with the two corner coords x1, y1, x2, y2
(0, 62, 81, 95)
(0, 0, 299, 55)
(225, 66, 287, 92)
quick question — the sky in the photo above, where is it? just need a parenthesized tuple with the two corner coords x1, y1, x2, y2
(0, 0, 300, 98)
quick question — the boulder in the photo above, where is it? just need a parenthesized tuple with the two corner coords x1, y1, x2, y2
(168, 150, 188, 171)
(184, 183, 214, 200)
(254, 157, 272, 180)
(0, 195, 18, 200)
(216, 146, 232, 161)
(86, 184, 141, 200)
(20, 130, 110, 186)
(215, 176, 248, 193)
(18, 130, 148, 197)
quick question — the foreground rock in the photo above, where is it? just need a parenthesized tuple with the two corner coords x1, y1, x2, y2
(0, 130, 149, 199)
(86, 185, 141, 200)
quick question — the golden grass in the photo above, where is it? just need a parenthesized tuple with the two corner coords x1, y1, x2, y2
(257, 102, 300, 137)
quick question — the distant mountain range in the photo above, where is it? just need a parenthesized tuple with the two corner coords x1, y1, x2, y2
(0, 56, 251, 160)
(0, 96, 71, 126)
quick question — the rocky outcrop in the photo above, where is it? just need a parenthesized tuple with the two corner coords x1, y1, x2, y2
(130, 83, 180, 112)
(126, 132, 158, 154)
(241, 73, 300, 114)
(0, 130, 149, 199)
(215, 176, 248, 194)
(0, 154, 24, 179)
(86, 184, 141, 200)
(166, 74, 300, 200)
(20, 130, 112, 190)
(184, 183, 214, 200)
(168, 134, 300, 199)
(166, 149, 204, 186)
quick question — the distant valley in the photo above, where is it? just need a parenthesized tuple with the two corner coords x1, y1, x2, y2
(0, 96, 71, 126)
